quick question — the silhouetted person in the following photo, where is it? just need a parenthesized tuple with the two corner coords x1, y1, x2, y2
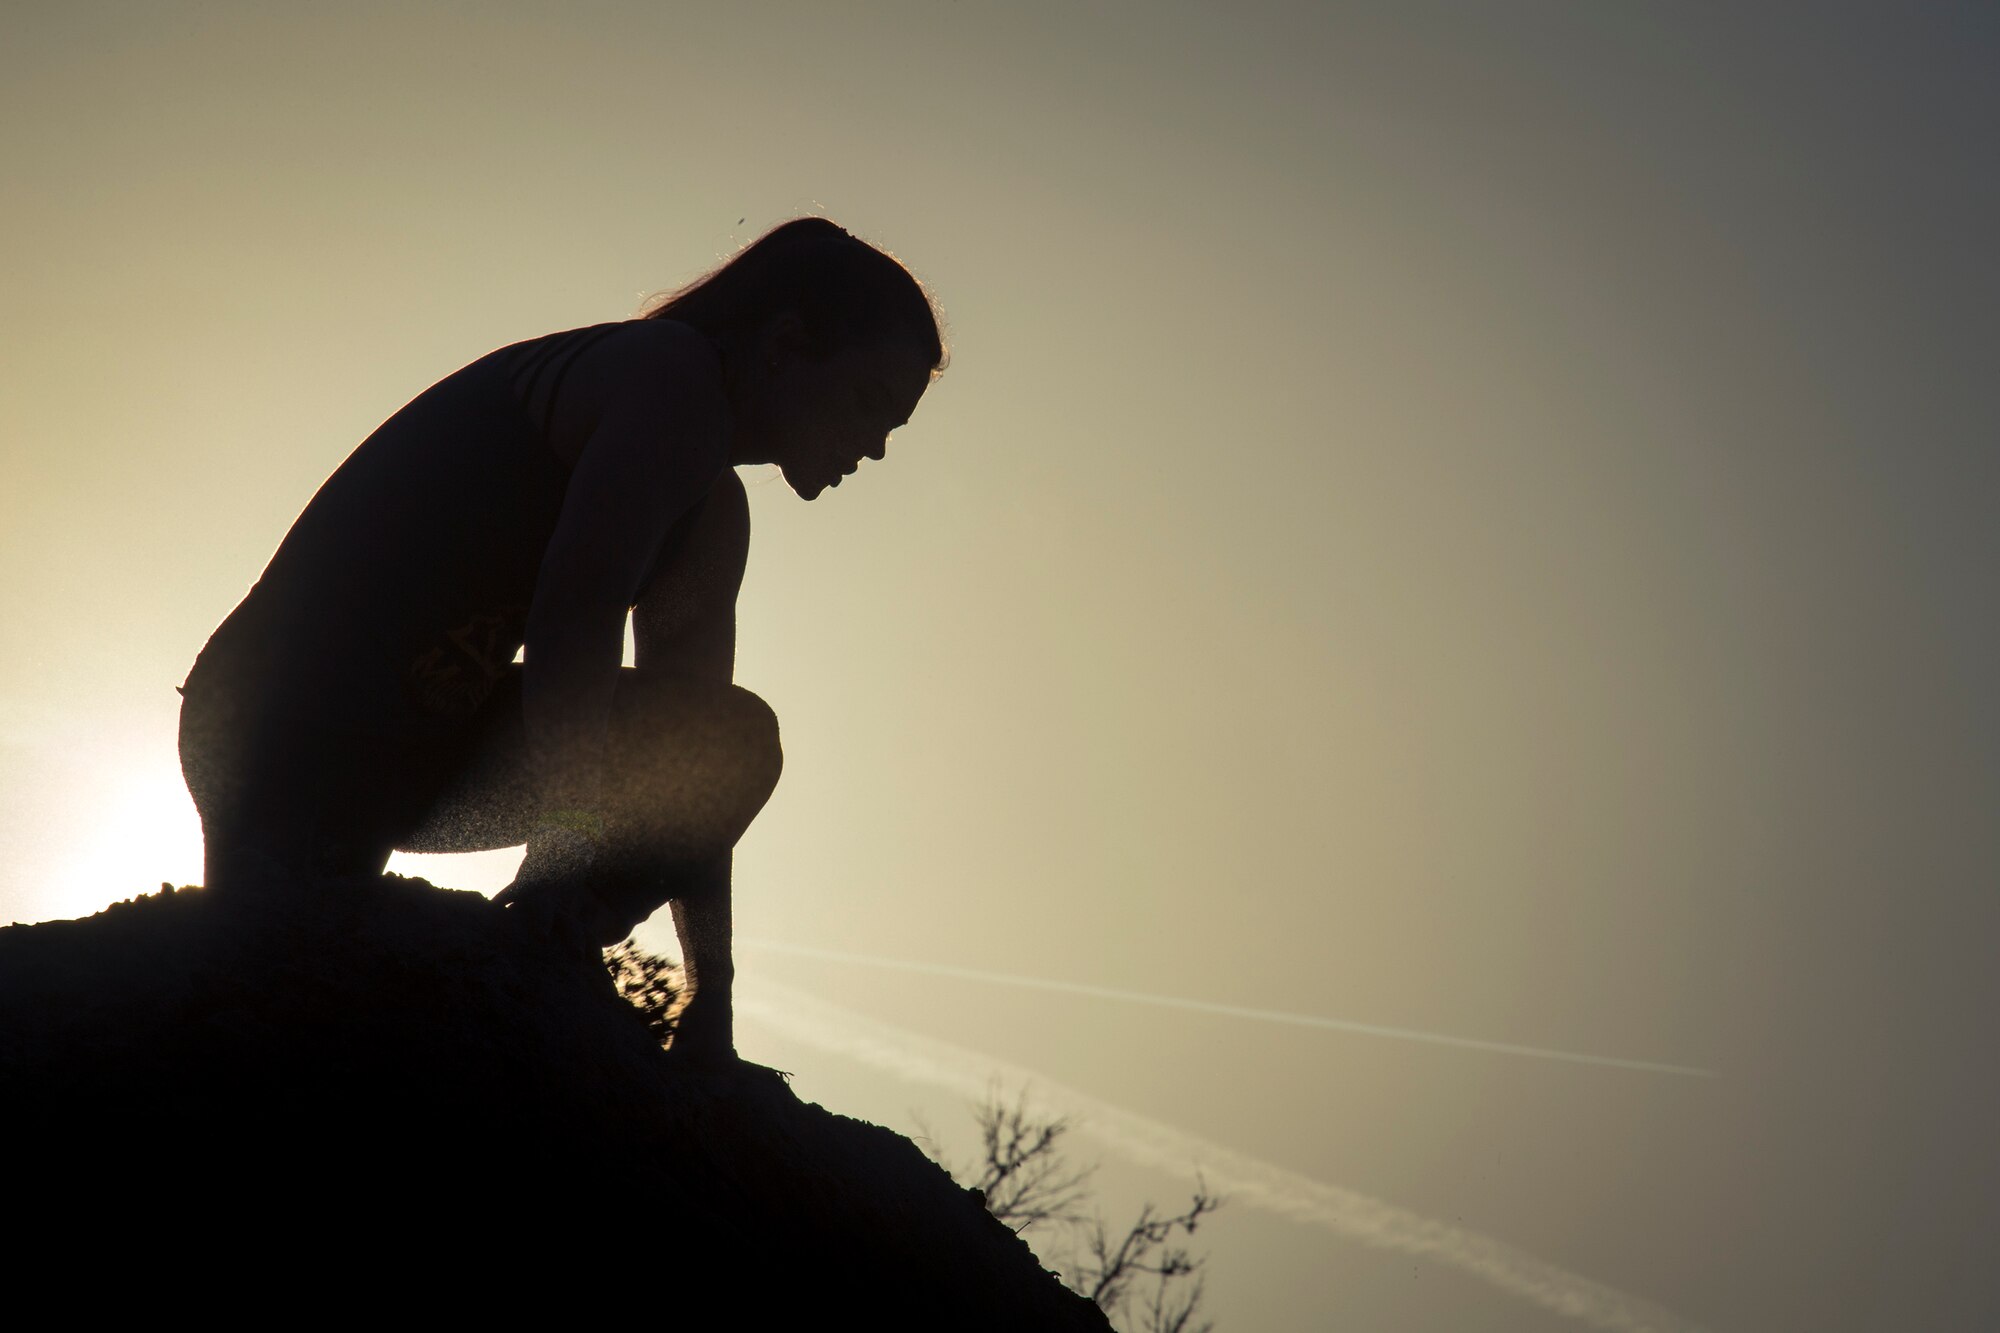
(178, 219, 944, 1063)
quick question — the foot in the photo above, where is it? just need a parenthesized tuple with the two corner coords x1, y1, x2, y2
(495, 880, 610, 964)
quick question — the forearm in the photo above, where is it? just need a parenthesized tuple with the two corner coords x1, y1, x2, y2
(520, 603, 628, 814)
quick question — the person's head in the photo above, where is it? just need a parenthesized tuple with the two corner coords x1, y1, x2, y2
(645, 218, 945, 499)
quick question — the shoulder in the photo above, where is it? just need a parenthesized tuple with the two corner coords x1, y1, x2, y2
(543, 320, 730, 469)
(577, 320, 725, 418)
(613, 317, 720, 371)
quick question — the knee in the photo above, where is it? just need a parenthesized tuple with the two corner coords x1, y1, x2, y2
(603, 681, 782, 859)
(610, 675, 783, 807)
(688, 684, 783, 840)
(724, 686, 783, 802)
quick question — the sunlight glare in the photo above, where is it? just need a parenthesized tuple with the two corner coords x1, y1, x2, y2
(38, 764, 204, 923)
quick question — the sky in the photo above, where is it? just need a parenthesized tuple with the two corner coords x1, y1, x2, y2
(4, 3, 1997, 1328)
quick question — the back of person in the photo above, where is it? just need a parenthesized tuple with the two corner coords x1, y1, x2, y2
(196, 325, 635, 724)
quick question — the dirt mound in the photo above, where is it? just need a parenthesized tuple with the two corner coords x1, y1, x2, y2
(0, 876, 1107, 1326)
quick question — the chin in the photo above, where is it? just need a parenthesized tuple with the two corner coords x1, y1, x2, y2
(786, 470, 829, 501)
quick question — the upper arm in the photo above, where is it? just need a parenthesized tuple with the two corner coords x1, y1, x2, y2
(633, 468, 749, 680)
(529, 323, 730, 629)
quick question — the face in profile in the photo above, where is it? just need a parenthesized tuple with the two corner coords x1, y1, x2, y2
(753, 339, 936, 500)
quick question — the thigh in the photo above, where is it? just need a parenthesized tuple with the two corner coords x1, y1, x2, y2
(181, 629, 433, 879)
(394, 669, 534, 854)
(395, 668, 781, 859)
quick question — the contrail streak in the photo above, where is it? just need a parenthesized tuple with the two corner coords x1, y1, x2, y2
(739, 939, 1716, 1078)
(737, 978, 1712, 1333)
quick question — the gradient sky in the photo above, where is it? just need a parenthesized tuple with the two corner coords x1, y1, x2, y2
(4, 4, 1996, 1329)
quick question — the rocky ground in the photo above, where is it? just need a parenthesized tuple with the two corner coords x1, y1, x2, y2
(0, 874, 1109, 1326)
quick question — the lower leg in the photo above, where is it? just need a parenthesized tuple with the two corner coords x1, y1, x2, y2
(667, 855, 734, 1062)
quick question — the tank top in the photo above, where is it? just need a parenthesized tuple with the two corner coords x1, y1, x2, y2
(192, 322, 717, 724)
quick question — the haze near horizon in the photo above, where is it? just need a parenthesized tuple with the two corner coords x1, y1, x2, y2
(3, 4, 1995, 1329)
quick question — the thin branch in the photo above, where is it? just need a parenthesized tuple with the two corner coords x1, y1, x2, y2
(1077, 1179, 1221, 1323)
(962, 1085, 1097, 1235)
